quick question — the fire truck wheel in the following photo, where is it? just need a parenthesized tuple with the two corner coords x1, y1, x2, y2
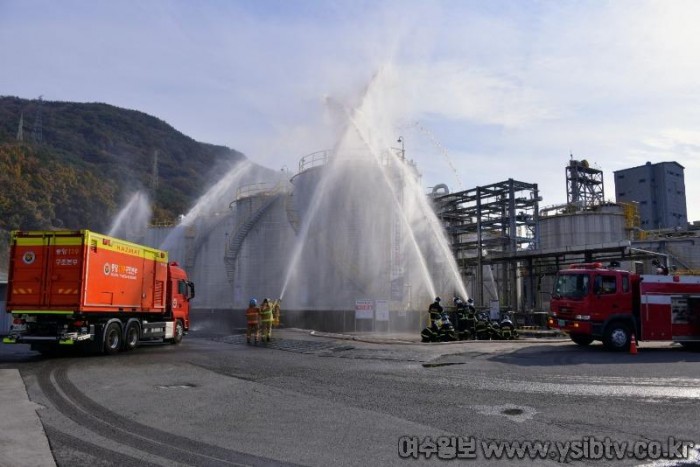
(124, 323, 140, 351)
(603, 322, 630, 351)
(570, 333, 593, 346)
(170, 320, 184, 345)
(104, 322, 123, 355)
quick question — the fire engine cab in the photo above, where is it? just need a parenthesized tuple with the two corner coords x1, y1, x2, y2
(549, 263, 700, 351)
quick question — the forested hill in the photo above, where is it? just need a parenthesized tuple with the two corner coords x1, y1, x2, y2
(0, 96, 250, 232)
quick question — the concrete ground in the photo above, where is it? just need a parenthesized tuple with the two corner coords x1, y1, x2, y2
(0, 369, 55, 467)
(0, 326, 563, 466)
(308, 327, 566, 345)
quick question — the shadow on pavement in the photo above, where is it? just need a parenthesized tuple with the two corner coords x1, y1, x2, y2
(490, 343, 700, 367)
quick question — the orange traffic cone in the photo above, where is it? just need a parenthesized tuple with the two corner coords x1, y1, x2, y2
(629, 334, 638, 354)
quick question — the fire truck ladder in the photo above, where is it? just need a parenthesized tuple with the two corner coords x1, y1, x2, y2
(224, 194, 282, 283)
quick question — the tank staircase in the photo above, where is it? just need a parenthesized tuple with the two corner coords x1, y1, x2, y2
(224, 193, 282, 283)
(285, 192, 301, 233)
(184, 225, 197, 270)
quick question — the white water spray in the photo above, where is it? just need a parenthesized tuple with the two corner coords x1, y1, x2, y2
(160, 159, 256, 252)
(279, 65, 467, 309)
(413, 121, 464, 190)
(108, 190, 152, 242)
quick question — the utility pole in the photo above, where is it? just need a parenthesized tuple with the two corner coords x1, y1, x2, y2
(151, 149, 159, 200)
(397, 136, 405, 161)
(32, 96, 43, 143)
(16, 112, 24, 141)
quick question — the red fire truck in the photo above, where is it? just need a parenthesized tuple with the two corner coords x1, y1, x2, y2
(3, 230, 195, 354)
(549, 262, 700, 351)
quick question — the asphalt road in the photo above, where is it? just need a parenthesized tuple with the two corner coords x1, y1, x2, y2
(1, 329, 700, 466)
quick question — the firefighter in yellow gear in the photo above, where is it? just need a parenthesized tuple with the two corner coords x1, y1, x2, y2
(245, 298, 260, 344)
(272, 299, 282, 327)
(259, 298, 274, 342)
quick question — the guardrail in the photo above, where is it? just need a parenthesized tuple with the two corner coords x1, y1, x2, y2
(298, 150, 330, 173)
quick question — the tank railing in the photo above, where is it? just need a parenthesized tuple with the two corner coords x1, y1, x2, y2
(234, 181, 289, 202)
(539, 198, 625, 217)
(298, 150, 331, 173)
(296, 148, 420, 175)
(539, 201, 582, 217)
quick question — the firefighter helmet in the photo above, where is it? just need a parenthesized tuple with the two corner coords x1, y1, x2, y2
(249, 298, 257, 307)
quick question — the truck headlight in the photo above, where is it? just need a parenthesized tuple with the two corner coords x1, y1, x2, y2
(575, 315, 590, 321)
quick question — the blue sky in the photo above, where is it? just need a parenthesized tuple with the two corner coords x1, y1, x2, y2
(2, 0, 699, 222)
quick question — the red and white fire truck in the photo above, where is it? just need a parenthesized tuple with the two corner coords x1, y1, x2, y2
(549, 262, 700, 351)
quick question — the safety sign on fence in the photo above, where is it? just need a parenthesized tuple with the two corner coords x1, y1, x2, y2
(355, 299, 374, 320)
(375, 300, 390, 322)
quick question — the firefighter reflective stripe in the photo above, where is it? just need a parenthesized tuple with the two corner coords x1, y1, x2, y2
(421, 327, 437, 342)
(272, 302, 281, 326)
(246, 307, 260, 325)
(2, 337, 17, 344)
(260, 304, 273, 323)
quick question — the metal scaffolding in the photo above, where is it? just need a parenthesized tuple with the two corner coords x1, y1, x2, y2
(432, 179, 540, 310)
(566, 159, 604, 208)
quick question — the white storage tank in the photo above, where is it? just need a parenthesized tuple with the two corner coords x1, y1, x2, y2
(539, 208, 627, 250)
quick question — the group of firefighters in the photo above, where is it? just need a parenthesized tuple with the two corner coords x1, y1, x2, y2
(245, 298, 282, 344)
(244, 295, 516, 343)
(421, 296, 518, 342)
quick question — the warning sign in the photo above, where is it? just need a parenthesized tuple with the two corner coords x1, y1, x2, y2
(355, 299, 374, 320)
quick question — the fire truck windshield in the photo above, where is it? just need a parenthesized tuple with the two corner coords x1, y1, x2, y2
(553, 273, 590, 299)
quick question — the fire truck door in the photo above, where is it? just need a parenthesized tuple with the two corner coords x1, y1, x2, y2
(593, 273, 624, 317)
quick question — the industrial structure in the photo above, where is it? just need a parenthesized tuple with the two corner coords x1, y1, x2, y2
(141, 146, 461, 332)
(432, 179, 540, 310)
(614, 161, 688, 230)
(433, 158, 699, 326)
(223, 181, 295, 307)
(132, 153, 700, 332)
(566, 158, 604, 208)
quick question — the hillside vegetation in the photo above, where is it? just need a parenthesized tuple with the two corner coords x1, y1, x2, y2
(0, 96, 252, 269)
(0, 96, 250, 229)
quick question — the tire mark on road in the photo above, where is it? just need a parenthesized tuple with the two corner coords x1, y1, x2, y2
(38, 362, 300, 466)
(43, 424, 164, 467)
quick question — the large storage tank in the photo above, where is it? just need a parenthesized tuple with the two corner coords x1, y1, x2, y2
(539, 207, 627, 250)
(285, 153, 397, 310)
(283, 149, 457, 320)
(224, 183, 296, 308)
(145, 216, 238, 310)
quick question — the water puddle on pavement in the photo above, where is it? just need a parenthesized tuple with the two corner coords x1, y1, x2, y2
(467, 404, 537, 423)
(155, 383, 197, 389)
